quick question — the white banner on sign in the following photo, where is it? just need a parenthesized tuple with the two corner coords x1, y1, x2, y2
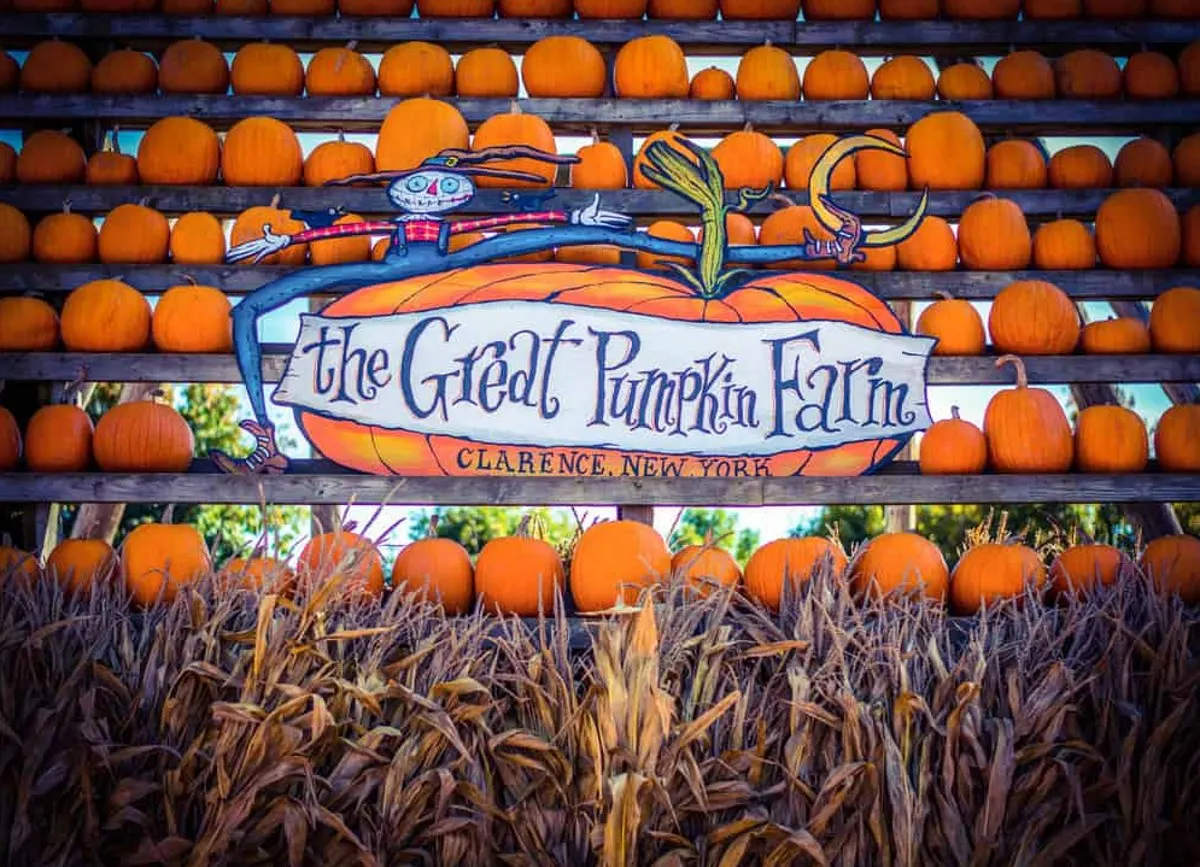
(272, 300, 935, 457)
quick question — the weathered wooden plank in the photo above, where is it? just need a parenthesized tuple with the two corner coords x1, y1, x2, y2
(2, 264, 1194, 300)
(0, 14, 1195, 53)
(3, 351, 1195, 385)
(5, 185, 1197, 219)
(1, 467, 1197, 505)
(2, 95, 1197, 134)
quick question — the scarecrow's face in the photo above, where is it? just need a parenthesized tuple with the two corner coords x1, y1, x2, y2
(386, 170, 475, 214)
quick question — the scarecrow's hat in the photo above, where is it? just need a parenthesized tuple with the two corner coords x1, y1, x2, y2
(326, 145, 580, 186)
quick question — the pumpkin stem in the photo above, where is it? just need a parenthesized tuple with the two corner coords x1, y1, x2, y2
(270, 193, 282, 209)
(769, 192, 795, 209)
(995, 354, 1028, 389)
(509, 100, 522, 115)
(933, 289, 955, 301)
(516, 514, 532, 538)
(111, 124, 122, 155)
(336, 128, 346, 143)
(58, 373, 86, 405)
(61, 199, 72, 215)
(181, 273, 198, 286)
(950, 405, 962, 420)
(742, 121, 753, 133)
(428, 512, 439, 539)
(161, 503, 176, 524)
(589, 127, 600, 145)
(137, 196, 150, 208)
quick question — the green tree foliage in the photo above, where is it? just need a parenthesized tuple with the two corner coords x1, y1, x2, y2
(668, 509, 760, 565)
(410, 507, 578, 556)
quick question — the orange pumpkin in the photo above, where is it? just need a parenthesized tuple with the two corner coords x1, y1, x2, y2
(16, 130, 86, 185)
(1182, 40, 1200, 96)
(984, 355, 1074, 473)
(1149, 286, 1200, 353)
(61, 279, 151, 351)
(137, 116, 221, 186)
(690, 67, 736, 100)
(377, 98, 470, 173)
(158, 39, 229, 95)
(498, 0, 570, 13)
(1055, 49, 1122, 98)
(415, 0, 494, 14)
(570, 520, 670, 613)
(471, 104, 557, 188)
(0, 545, 39, 584)
(744, 537, 847, 611)
(712, 126, 784, 190)
(871, 55, 936, 100)
(306, 44, 377, 97)
(937, 62, 994, 100)
(391, 533, 474, 613)
(786, 133, 856, 191)
(944, 0, 1019, 16)
(456, 47, 518, 98)
(299, 531, 384, 595)
(719, 0, 800, 17)
(1024, 0, 1082, 16)
(25, 404, 93, 472)
(671, 538, 741, 596)
(1050, 544, 1130, 596)
(1080, 317, 1151, 354)
(985, 139, 1047, 189)
(304, 134, 375, 187)
(222, 117, 303, 187)
(1151, 0, 1199, 16)
(950, 542, 1045, 614)
(992, 50, 1056, 99)
(0, 297, 59, 350)
(1082, 0, 1147, 16)
(958, 196, 1032, 270)
(91, 49, 158, 94)
(614, 35, 690, 98)
(1075, 405, 1148, 473)
(1155, 404, 1200, 472)
(216, 0, 269, 11)
(338, 0, 412, 9)
(171, 212, 226, 265)
(1032, 219, 1096, 270)
(855, 128, 907, 192)
(153, 283, 233, 353)
(850, 244, 897, 272)
(758, 205, 834, 271)
(880, 0, 938, 16)
(571, 133, 628, 189)
(736, 42, 800, 101)
(803, 50, 870, 100)
(378, 42, 455, 97)
(20, 40, 91, 93)
(1095, 189, 1181, 269)
(98, 203, 170, 265)
(0, 407, 21, 472)
(633, 128, 694, 190)
(1124, 51, 1180, 99)
(906, 111, 985, 190)
(220, 557, 296, 595)
(1114, 137, 1173, 189)
(231, 205, 308, 266)
(919, 406, 988, 475)
(555, 244, 622, 265)
(86, 141, 139, 187)
(476, 535, 564, 616)
(123, 522, 210, 606)
(636, 221, 695, 270)
(522, 36, 607, 98)
(649, 0, 717, 14)
(162, 0, 216, 11)
(310, 214, 373, 265)
(47, 539, 116, 597)
(575, 0, 647, 15)
(850, 532, 949, 601)
(1173, 133, 1200, 187)
(1048, 144, 1114, 189)
(1139, 535, 1200, 605)
(916, 291, 985, 356)
(231, 44, 304, 96)
(0, 204, 31, 263)
(803, 0, 874, 15)
(0, 142, 15, 183)
(1186, 205, 1200, 267)
(94, 399, 194, 472)
(270, 0, 336, 15)
(0, 52, 17, 93)
(896, 215, 958, 271)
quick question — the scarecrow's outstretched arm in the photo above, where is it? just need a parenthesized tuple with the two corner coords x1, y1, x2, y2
(228, 220, 395, 263)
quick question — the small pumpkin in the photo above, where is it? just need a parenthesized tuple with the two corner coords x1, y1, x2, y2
(123, 520, 210, 606)
(1114, 137, 1174, 189)
(896, 215, 958, 271)
(992, 50, 1056, 99)
(304, 132, 375, 187)
(690, 67, 736, 100)
(47, 539, 116, 597)
(1124, 51, 1180, 99)
(719, 0, 801, 18)
(736, 42, 800, 101)
(1095, 189, 1181, 269)
(803, 50, 870, 100)
(936, 62, 994, 100)
(906, 111, 985, 190)
(137, 117, 221, 186)
(0, 204, 31, 263)
(171, 212, 227, 265)
(98, 202, 170, 265)
(476, 529, 564, 616)
(522, 36, 607, 98)
(1032, 219, 1096, 270)
(220, 556, 296, 595)
(570, 520, 671, 613)
(1080, 317, 1151, 354)
(1139, 535, 1200, 605)
(614, 35, 690, 99)
(759, 204, 834, 271)
(916, 291, 986, 356)
(16, 130, 86, 185)
(1055, 49, 1122, 98)
(744, 537, 847, 611)
(310, 214, 373, 265)
(158, 39, 229, 95)
(671, 535, 741, 597)
(1149, 286, 1200, 353)
(880, 0, 939, 17)
(1075, 405, 1148, 473)
(943, 0, 1020, 16)
(377, 98, 470, 173)
(378, 42, 455, 97)
(306, 43, 377, 97)
(1048, 144, 1113, 189)
(950, 543, 1045, 614)
(86, 137, 139, 187)
(803, 0, 874, 16)
(1154, 404, 1200, 472)
(919, 406, 988, 475)
(0, 545, 39, 584)
(456, 47, 519, 98)
(985, 139, 1047, 189)
(153, 283, 233, 353)
(391, 521, 474, 613)
(0, 408, 21, 472)
(1173, 132, 1200, 187)
(91, 49, 158, 94)
(1050, 543, 1130, 596)
(94, 398, 194, 472)
(785, 133, 855, 191)
(575, 0, 647, 15)
(855, 128, 907, 192)
(850, 532, 949, 601)
(984, 354, 1074, 473)
(20, 40, 91, 94)
(633, 127, 693, 190)
(472, 103, 557, 188)
(871, 55, 936, 100)
(637, 221, 695, 270)
(61, 279, 151, 352)
(300, 530, 385, 595)
(571, 131, 628, 189)
(958, 196, 1032, 270)
(25, 403, 93, 472)
(231, 203, 308, 266)
(0, 297, 59, 350)
(712, 125, 784, 190)
(222, 118, 303, 187)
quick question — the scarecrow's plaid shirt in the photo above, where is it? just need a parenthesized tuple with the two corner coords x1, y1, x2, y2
(286, 212, 570, 246)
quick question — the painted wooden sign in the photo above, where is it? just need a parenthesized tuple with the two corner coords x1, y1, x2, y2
(215, 135, 932, 479)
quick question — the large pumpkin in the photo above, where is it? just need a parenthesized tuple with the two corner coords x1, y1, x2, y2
(1080, 317, 1151, 354)
(92, 49, 158, 94)
(950, 543, 1045, 614)
(1154, 404, 1200, 472)
(871, 55, 936, 100)
(712, 126, 784, 190)
(1139, 535, 1200, 605)
(736, 42, 800, 101)
(378, 42, 455, 97)
(20, 40, 91, 93)
(377, 98, 470, 173)
(301, 266, 914, 479)
(1095, 189, 1181, 269)
(391, 533, 474, 613)
(47, 539, 116, 597)
(614, 35, 689, 98)
(937, 62, 994, 100)
(94, 399, 195, 472)
(137, 117, 221, 186)
(1055, 49, 1122, 98)
(1114, 137, 1173, 188)
(896, 216, 958, 271)
(0, 407, 21, 472)
(985, 140, 1047, 189)
(456, 48, 519, 98)
(123, 522, 210, 606)
(916, 291, 985, 355)
(992, 50, 1056, 99)
(803, 50, 870, 100)
(171, 212, 226, 265)
(918, 406, 988, 475)
(855, 128, 907, 191)
(98, 203, 170, 265)
(299, 531, 384, 594)
(719, 0, 800, 18)
(1047, 144, 1113, 189)
(304, 134, 375, 187)
(522, 36, 607, 98)
(1032, 218, 1097, 270)
(984, 355, 1074, 473)
(16, 130, 86, 185)
(306, 44, 377, 97)
(222, 118, 303, 187)
(1075, 405, 1148, 473)
(958, 196, 1032, 270)
(906, 111, 985, 190)
(786, 133, 856, 191)
(690, 67, 736, 100)
(850, 532, 948, 601)
(1050, 543, 1130, 596)
(472, 104, 557, 188)
(476, 535, 564, 615)
(0, 204, 30, 263)
(25, 404, 93, 472)
(231, 44, 305, 96)
(571, 133, 628, 189)
(744, 537, 847, 611)
(989, 279, 1080, 355)
(570, 520, 670, 612)
(1124, 51, 1180, 99)
(0, 297, 59, 350)
(153, 283, 233, 353)
(61, 279, 151, 351)
(1149, 286, 1200, 353)
(158, 39, 229, 94)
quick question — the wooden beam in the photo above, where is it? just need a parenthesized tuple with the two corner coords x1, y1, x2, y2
(3, 352, 1195, 387)
(2, 95, 1197, 134)
(1, 466, 1197, 506)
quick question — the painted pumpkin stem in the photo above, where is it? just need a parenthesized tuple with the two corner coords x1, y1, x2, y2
(995, 353, 1029, 389)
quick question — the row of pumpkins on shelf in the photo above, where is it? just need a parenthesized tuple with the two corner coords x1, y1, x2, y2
(0, 354, 1197, 477)
(2, 517, 1199, 620)
(7, 35, 1200, 104)
(4, 0, 1198, 21)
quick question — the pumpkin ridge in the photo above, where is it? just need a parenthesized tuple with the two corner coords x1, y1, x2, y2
(706, 298, 743, 322)
(385, 265, 474, 314)
(746, 276, 893, 330)
(551, 278, 696, 306)
(369, 425, 401, 476)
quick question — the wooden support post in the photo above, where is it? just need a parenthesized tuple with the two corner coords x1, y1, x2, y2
(307, 295, 342, 537)
(617, 505, 655, 526)
(885, 301, 916, 533)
